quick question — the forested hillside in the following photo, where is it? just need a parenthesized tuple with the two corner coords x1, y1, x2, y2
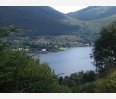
(68, 6, 116, 21)
(0, 13, 116, 93)
(58, 22, 116, 93)
(0, 6, 84, 36)
(68, 6, 116, 34)
(0, 27, 71, 92)
(0, 6, 116, 42)
(0, 23, 116, 93)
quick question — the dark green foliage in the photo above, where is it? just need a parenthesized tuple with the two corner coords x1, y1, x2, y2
(0, 27, 71, 93)
(70, 69, 116, 93)
(71, 82, 96, 93)
(59, 71, 96, 87)
(58, 71, 96, 93)
(0, 26, 19, 37)
(83, 71, 96, 82)
(0, 49, 67, 92)
(94, 72, 116, 93)
(93, 22, 116, 73)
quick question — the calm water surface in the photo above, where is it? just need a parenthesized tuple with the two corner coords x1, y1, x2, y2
(33, 47, 95, 76)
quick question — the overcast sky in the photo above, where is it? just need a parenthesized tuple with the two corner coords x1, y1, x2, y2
(51, 6, 88, 14)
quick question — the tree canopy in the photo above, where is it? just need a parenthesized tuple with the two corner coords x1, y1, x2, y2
(0, 27, 71, 92)
(93, 22, 116, 73)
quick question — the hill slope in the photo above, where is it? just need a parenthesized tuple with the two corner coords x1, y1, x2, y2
(67, 6, 116, 21)
(1, 6, 116, 42)
(0, 6, 84, 36)
(67, 6, 116, 34)
(84, 14, 116, 33)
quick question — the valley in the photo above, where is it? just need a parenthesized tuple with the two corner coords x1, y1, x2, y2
(1, 6, 116, 53)
(0, 6, 116, 93)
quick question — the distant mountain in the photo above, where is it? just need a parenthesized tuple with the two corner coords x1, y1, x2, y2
(84, 14, 116, 33)
(0, 6, 84, 36)
(67, 6, 116, 21)
(67, 6, 116, 33)
(1, 6, 116, 42)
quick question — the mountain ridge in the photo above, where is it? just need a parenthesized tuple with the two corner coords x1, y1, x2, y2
(67, 6, 116, 21)
(0, 6, 116, 42)
(0, 6, 84, 36)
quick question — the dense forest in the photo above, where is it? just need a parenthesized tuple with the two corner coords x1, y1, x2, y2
(0, 27, 71, 92)
(0, 22, 116, 92)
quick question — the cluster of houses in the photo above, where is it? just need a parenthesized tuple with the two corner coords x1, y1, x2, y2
(12, 47, 47, 53)
(12, 42, 94, 53)
(12, 48, 29, 52)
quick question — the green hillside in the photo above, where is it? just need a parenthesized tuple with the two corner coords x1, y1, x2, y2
(68, 6, 116, 35)
(68, 6, 116, 21)
(1, 6, 116, 51)
(0, 15, 116, 93)
(0, 6, 84, 36)
(84, 14, 116, 33)
(70, 68, 116, 93)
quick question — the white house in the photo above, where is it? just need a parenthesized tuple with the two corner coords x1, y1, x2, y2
(42, 49, 46, 52)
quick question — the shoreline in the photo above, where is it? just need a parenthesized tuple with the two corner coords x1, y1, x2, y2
(27, 46, 93, 55)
